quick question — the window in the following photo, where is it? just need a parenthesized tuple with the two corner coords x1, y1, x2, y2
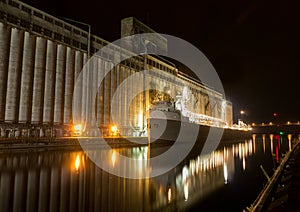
(64, 24, 72, 31)
(54, 20, 63, 27)
(81, 32, 88, 38)
(72, 40, 80, 48)
(20, 19, 30, 29)
(44, 28, 52, 37)
(54, 32, 62, 41)
(33, 11, 43, 19)
(7, 14, 19, 25)
(81, 43, 87, 50)
(21, 5, 31, 14)
(63, 36, 71, 45)
(32, 24, 42, 33)
(73, 28, 81, 35)
(8, 0, 19, 8)
(0, 10, 5, 21)
(45, 16, 53, 23)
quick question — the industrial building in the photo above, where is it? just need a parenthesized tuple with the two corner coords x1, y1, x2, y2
(0, 0, 233, 138)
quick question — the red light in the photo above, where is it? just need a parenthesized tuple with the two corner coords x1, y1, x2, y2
(276, 146, 279, 163)
(273, 112, 277, 117)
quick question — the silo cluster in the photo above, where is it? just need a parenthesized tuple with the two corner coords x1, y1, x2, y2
(0, 0, 233, 138)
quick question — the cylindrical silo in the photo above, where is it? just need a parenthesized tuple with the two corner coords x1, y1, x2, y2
(120, 66, 126, 131)
(63, 47, 75, 125)
(97, 59, 104, 129)
(31, 37, 46, 124)
(126, 68, 134, 126)
(81, 53, 88, 132)
(110, 63, 116, 125)
(111, 64, 120, 127)
(117, 65, 122, 132)
(43, 40, 57, 124)
(89, 56, 98, 134)
(128, 68, 133, 128)
(19, 32, 35, 123)
(74, 51, 83, 81)
(103, 61, 111, 126)
(0, 23, 11, 122)
(5, 28, 24, 123)
(54, 44, 66, 125)
(84, 57, 93, 133)
(72, 51, 83, 126)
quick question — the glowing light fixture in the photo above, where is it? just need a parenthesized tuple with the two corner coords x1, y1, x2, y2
(111, 125, 118, 136)
(74, 124, 82, 131)
(73, 124, 82, 136)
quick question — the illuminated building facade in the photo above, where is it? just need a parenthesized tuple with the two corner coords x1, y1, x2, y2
(0, 0, 233, 137)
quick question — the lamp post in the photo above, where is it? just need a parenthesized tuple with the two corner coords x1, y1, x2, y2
(58, 17, 91, 58)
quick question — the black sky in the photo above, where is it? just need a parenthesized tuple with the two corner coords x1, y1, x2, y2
(23, 0, 300, 123)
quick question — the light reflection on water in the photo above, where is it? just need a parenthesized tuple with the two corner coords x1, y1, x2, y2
(0, 136, 293, 212)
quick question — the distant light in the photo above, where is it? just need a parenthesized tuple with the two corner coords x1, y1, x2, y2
(240, 110, 245, 115)
(273, 112, 277, 117)
(279, 131, 284, 135)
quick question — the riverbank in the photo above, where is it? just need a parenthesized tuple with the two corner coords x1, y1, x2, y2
(266, 140, 300, 211)
(0, 136, 149, 150)
(0, 128, 252, 150)
(245, 139, 300, 211)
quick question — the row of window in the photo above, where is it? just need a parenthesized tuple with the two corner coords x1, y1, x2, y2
(3, 1, 188, 86)
(2, 5, 111, 54)
(4, 0, 100, 42)
(0, 11, 90, 51)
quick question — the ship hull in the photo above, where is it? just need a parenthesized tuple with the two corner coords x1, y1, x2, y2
(148, 117, 251, 144)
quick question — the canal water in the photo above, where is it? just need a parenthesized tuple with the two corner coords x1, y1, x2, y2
(0, 135, 293, 212)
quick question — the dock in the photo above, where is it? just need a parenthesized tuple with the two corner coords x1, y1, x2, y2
(245, 139, 300, 211)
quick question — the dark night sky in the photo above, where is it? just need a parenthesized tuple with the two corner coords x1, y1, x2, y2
(23, 0, 300, 123)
